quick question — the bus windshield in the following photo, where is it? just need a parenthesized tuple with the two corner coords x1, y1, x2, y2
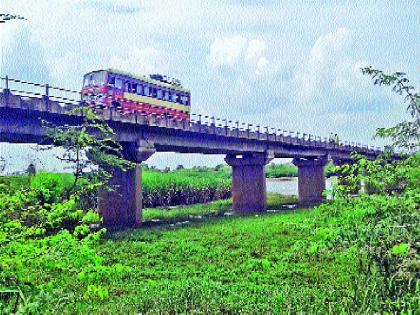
(83, 71, 106, 87)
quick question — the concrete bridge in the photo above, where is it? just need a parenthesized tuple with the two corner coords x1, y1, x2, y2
(0, 77, 385, 227)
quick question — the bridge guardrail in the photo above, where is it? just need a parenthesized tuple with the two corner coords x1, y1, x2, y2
(0, 76, 383, 155)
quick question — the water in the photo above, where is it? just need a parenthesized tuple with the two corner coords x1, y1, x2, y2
(266, 177, 335, 196)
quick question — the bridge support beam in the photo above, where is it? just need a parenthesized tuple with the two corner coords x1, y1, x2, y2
(293, 157, 328, 207)
(98, 140, 155, 227)
(225, 152, 273, 213)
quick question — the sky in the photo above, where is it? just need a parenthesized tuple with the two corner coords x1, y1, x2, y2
(0, 0, 419, 172)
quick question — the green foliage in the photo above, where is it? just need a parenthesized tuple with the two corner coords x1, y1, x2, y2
(266, 163, 297, 177)
(361, 67, 419, 152)
(0, 106, 135, 313)
(265, 162, 336, 178)
(42, 107, 133, 201)
(0, 172, 116, 313)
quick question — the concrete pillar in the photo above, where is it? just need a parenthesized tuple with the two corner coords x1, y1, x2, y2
(225, 152, 273, 213)
(98, 165, 142, 227)
(293, 157, 328, 206)
(98, 140, 155, 227)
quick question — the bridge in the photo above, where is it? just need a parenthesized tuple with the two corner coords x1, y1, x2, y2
(0, 77, 385, 227)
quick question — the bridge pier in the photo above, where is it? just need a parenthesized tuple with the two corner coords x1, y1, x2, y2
(225, 152, 273, 213)
(293, 157, 328, 207)
(98, 140, 155, 227)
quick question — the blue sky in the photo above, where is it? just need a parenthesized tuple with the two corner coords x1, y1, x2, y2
(0, 0, 419, 171)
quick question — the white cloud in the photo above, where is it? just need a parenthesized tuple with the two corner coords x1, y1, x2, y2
(109, 47, 169, 75)
(208, 36, 247, 67)
(245, 39, 266, 64)
(297, 27, 353, 103)
(256, 57, 269, 75)
(207, 36, 270, 77)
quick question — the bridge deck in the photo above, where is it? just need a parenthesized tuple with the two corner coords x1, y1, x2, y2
(0, 91, 381, 161)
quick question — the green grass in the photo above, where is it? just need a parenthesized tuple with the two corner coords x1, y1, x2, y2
(17, 194, 363, 313)
(143, 193, 297, 223)
(83, 205, 361, 313)
(142, 169, 231, 207)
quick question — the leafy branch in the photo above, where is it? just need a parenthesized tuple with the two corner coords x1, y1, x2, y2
(42, 107, 133, 203)
(361, 67, 420, 152)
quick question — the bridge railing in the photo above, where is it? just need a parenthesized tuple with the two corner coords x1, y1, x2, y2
(1, 76, 81, 106)
(0, 76, 383, 154)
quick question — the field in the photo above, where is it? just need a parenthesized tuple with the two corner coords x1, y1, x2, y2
(1, 161, 418, 313)
(142, 167, 231, 207)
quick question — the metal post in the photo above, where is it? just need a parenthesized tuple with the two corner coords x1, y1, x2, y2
(43, 84, 50, 110)
(4, 75, 9, 107)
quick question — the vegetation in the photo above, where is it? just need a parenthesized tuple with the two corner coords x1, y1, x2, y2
(142, 167, 231, 207)
(143, 193, 297, 224)
(361, 67, 419, 152)
(0, 68, 418, 313)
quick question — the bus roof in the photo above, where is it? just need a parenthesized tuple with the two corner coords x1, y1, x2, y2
(84, 69, 190, 93)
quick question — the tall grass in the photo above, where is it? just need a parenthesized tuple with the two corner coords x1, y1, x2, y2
(142, 169, 231, 207)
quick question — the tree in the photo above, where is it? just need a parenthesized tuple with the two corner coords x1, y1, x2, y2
(42, 107, 133, 203)
(0, 156, 5, 174)
(361, 67, 419, 152)
(26, 163, 36, 176)
(176, 164, 184, 170)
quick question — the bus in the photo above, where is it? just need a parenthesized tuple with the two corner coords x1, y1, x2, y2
(81, 69, 191, 120)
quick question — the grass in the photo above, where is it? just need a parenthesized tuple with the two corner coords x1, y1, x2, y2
(142, 193, 298, 224)
(81, 204, 361, 313)
(21, 194, 365, 314)
(142, 169, 231, 207)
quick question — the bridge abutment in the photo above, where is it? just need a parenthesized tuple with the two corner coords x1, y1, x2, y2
(293, 157, 328, 207)
(225, 152, 273, 213)
(98, 140, 155, 227)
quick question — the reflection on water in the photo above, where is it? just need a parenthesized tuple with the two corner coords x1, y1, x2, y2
(266, 177, 336, 198)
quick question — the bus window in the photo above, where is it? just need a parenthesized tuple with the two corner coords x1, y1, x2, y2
(185, 95, 190, 106)
(83, 75, 91, 87)
(164, 91, 169, 101)
(92, 71, 106, 85)
(115, 78, 123, 89)
(108, 76, 115, 86)
(131, 83, 137, 93)
(157, 89, 163, 100)
(137, 84, 143, 95)
(144, 85, 150, 96)
(172, 93, 178, 103)
(125, 82, 130, 92)
(152, 86, 157, 98)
